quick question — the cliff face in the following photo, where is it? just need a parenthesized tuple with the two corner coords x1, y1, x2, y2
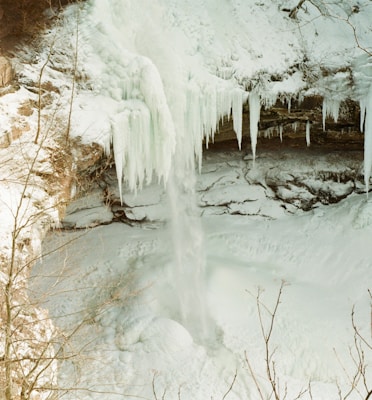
(0, 2, 102, 398)
(0, 0, 73, 39)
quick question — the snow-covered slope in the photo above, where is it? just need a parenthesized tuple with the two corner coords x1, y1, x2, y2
(31, 150, 372, 400)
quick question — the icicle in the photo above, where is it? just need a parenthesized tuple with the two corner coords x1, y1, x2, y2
(112, 110, 129, 204)
(322, 98, 341, 131)
(186, 82, 203, 169)
(249, 91, 261, 160)
(232, 88, 245, 150)
(364, 85, 372, 194)
(279, 124, 283, 143)
(111, 101, 154, 202)
(264, 127, 273, 139)
(360, 98, 366, 133)
(287, 98, 291, 114)
(306, 120, 311, 147)
(204, 86, 218, 147)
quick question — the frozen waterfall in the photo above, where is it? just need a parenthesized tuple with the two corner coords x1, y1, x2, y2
(81, 0, 252, 338)
(73, 0, 372, 339)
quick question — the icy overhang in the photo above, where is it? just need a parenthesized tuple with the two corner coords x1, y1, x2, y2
(70, 0, 372, 198)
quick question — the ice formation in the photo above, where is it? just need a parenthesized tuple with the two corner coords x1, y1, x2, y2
(306, 120, 311, 147)
(110, 55, 177, 201)
(360, 98, 367, 133)
(231, 88, 245, 150)
(322, 98, 341, 131)
(279, 124, 283, 142)
(111, 78, 247, 197)
(249, 91, 261, 160)
(364, 85, 372, 193)
(75, 0, 372, 199)
(81, 4, 253, 201)
(185, 83, 247, 171)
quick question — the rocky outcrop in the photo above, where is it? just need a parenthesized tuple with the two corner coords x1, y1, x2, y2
(58, 145, 365, 231)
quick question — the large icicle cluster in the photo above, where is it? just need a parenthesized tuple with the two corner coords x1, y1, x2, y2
(76, 0, 372, 198)
(109, 55, 176, 201)
(110, 70, 248, 200)
(185, 82, 247, 171)
(322, 98, 341, 131)
(77, 0, 308, 198)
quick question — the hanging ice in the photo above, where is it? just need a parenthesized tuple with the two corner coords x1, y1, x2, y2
(110, 56, 176, 202)
(249, 91, 261, 160)
(364, 85, 372, 194)
(279, 124, 283, 142)
(306, 120, 311, 147)
(184, 83, 246, 171)
(232, 88, 244, 150)
(360, 98, 367, 133)
(322, 98, 341, 131)
(112, 57, 175, 202)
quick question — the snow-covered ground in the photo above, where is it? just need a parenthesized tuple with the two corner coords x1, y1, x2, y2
(31, 149, 372, 400)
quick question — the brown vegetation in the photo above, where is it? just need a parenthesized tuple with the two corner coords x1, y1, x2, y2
(0, 0, 81, 40)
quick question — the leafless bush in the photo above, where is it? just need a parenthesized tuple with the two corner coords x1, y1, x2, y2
(245, 282, 371, 400)
(245, 281, 309, 400)
(335, 290, 372, 400)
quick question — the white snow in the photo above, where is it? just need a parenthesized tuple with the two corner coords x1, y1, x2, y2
(30, 156, 372, 399)
(1, 0, 372, 399)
